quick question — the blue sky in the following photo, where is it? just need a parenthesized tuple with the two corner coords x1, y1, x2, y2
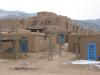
(0, 0, 100, 20)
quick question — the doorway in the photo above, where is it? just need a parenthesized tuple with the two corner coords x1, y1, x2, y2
(88, 43, 96, 60)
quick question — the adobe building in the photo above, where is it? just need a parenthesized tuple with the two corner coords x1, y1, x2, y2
(0, 18, 25, 33)
(0, 11, 84, 57)
(28, 11, 74, 33)
(0, 29, 57, 59)
(0, 11, 83, 34)
(68, 31, 100, 60)
(0, 11, 83, 33)
(0, 11, 80, 34)
(26, 11, 77, 44)
(79, 34, 100, 60)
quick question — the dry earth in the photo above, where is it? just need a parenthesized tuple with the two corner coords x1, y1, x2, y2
(0, 46, 100, 75)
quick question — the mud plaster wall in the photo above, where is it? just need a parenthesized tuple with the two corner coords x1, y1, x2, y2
(1, 34, 58, 53)
(79, 35, 100, 59)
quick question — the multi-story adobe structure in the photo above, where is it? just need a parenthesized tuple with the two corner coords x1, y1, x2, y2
(0, 11, 84, 56)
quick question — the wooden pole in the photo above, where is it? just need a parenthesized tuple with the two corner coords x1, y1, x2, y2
(0, 26, 3, 53)
(59, 43, 61, 56)
(75, 25, 80, 59)
(48, 32, 53, 61)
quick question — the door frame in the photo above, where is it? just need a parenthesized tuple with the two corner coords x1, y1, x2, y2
(87, 43, 96, 60)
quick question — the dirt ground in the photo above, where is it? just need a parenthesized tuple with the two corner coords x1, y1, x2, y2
(0, 46, 100, 75)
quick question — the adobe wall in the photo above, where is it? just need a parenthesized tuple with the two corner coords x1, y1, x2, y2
(1, 33, 58, 53)
(68, 35, 77, 52)
(79, 34, 100, 59)
(28, 12, 75, 33)
(0, 11, 82, 34)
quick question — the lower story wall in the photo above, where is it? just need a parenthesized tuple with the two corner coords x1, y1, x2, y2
(68, 35, 77, 52)
(80, 34, 100, 59)
(1, 33, 58, 53)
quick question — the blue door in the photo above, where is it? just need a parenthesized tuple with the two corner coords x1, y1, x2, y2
(59, 34, 65, 44)
(20, 38, 28, 53)
(88, 43, 96, 60)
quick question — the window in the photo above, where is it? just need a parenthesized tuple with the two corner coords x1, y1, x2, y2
(73, 26, 75, 30)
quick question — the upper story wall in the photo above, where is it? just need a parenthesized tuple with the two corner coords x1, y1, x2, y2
(28, 11, 76, 33)
(0, 11, 83, 33)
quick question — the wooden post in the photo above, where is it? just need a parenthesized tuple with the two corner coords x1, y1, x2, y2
(58, 34, 62, 56)
(12, 39, 17, 59)
(48, 32, 53, 61)
(59, 43, 61, 56)
(75, 25, 80, 59)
